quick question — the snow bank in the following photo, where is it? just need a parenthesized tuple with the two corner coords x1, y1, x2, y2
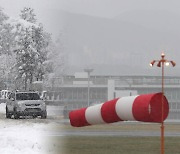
(0, 103, 62, 154)
(0, 124, 45, 154)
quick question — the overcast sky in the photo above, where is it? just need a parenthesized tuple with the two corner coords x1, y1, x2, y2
(1, 0, 180, 36)
(1, 0, 180, 38)
(2, 0, 180, 19)
(1, 0, 180, 75)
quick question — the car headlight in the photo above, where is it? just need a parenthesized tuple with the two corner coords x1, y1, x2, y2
(41, 102, 46, 108)
(17, 102, 23, 107)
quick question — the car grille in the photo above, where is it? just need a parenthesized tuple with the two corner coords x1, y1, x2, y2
(25, 108, 41, 112)
(25, 104, 40, 106)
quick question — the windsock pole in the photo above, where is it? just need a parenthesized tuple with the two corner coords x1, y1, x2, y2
(150, 52, 176, 154)
(161, 56, 165, 154)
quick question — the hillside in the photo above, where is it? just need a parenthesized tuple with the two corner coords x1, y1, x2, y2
(41, 9, 180, 75)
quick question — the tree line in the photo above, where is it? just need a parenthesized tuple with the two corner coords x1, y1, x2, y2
(0, 7, 64, 90)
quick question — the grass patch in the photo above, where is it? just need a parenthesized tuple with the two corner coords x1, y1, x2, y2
(56, 122, 180, 132)
(57, 136, 180, 154)
(48, 122, 180, 154)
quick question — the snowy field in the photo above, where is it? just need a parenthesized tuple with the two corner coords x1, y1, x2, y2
(0, 103, 64, 154)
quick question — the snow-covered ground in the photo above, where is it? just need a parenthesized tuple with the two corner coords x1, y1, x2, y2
(0, 103, 64, 154)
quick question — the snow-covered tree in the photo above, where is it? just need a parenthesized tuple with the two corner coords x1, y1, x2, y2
(12, 7, 52, 90)
(43, 32, 67, 88)
(0, 7, 65, 90)
(52, 32, 67, 76)
(32, 24, 52, 81)
(0, 8, 14, 55)
(0, 8, 17, 89)
(20, 7, 37, 24)
(0, 7, 7, 21)
(14, 27, 39, 90)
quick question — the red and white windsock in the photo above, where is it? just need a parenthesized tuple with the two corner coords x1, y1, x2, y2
(69, 93, 169, 127)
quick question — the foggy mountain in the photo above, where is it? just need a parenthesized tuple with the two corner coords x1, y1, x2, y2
(115, 10, 180, 35)
(47, 10, 180, 76)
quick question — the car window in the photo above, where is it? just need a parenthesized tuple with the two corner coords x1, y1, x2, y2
(8, 93, 15, 99)
(16, 93, 40, 100)
(8, 93, 12, 99)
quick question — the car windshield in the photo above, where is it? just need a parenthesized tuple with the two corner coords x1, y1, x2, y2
(16, 93, 40, 100)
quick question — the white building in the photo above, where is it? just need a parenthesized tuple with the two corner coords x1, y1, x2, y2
(45, 73, 180, 120)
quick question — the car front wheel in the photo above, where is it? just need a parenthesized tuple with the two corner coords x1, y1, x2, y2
(6, 106, 11, 119)
(14, 108, 19, 119)
(41, 111, 47, 119)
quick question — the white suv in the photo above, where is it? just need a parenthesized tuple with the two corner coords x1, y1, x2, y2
(6, 91, 47, 119)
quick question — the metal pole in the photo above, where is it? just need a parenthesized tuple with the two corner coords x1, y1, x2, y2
(150, 52, 175, 154)
(84, 68, 93, 107)
(87, 72, 90, 106)
(161, 57, 165, 154)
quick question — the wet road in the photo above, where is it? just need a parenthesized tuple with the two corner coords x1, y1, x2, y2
(1, 103, 180, 138)
(47, 129, 180, 137)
